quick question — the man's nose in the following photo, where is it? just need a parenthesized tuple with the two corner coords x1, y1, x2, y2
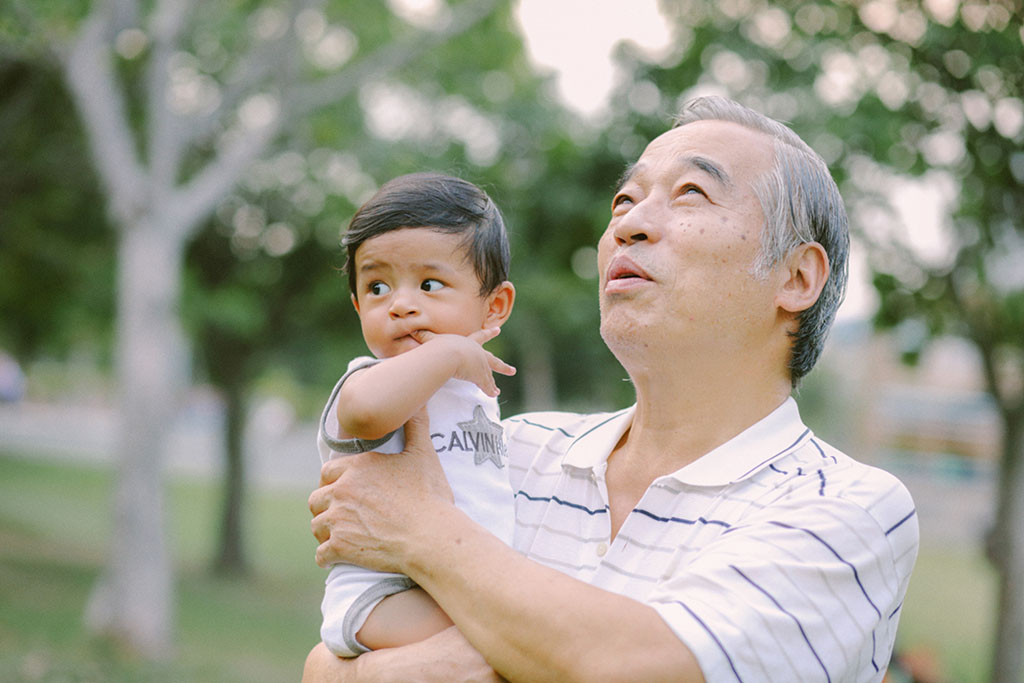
(612, 197, 661, 246)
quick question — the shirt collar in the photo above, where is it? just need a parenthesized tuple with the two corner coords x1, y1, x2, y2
(561, 407, 635, 471)
(561, 398, 811, 487)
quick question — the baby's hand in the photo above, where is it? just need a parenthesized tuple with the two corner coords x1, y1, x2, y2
(410, 329, 516, 397)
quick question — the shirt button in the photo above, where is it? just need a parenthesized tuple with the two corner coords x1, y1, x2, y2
(596, 542, 608, 557)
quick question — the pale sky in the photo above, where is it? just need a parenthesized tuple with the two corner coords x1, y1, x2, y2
(514, 0, 673, 117)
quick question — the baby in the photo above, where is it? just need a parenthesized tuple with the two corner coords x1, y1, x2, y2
(317, 172, 516, 657)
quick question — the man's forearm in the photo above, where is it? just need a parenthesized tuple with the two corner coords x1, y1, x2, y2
(404, 505, 704, 683)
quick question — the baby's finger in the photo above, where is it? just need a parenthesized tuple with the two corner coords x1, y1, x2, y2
(480, 375, 500, 397)
(468, 327, 501, 346)
(409, 329, 436, 344)
(489, 355, 516, 377)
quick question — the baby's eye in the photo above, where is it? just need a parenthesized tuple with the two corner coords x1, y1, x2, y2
(369, 281, 391, 296)
(421, 279, 445, 292)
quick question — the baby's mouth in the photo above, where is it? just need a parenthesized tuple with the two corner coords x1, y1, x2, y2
(402, 329, 431, 344)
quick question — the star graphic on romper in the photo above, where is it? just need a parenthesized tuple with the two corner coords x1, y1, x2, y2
(457, 404, 506, 468)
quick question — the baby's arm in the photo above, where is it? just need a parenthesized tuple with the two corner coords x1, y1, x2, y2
(337, 328, 514, 441)
(356, 587, 454, 651)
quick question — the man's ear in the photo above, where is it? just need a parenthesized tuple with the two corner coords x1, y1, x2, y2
(483, 281, 515, 328)
(776, 242, 829, 314)
(350, 293, 361, 315)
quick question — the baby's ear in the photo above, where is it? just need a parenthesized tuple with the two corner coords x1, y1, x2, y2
(350, 293, 361, 315)
(484, 281, 515, 328)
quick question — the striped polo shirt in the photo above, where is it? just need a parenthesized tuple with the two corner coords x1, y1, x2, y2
(505, 397, 918, 683)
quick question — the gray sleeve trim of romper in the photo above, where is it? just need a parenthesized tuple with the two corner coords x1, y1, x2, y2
(319, 359, 399, 455)
(340, 575, 418, 655)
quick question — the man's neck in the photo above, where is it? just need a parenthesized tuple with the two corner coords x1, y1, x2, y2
(613, 361, 792, 481)
(600, 350, 791, 540)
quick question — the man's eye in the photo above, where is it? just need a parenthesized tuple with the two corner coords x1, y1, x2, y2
(681, 184, 706, 197)
(421, 279, 444, 292)
(369, 282, 391, 296)
(612, 194, 633, 209)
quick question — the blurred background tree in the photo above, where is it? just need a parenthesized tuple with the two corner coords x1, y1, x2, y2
(848, 8, 1023, 681)
(2, 0, 1022, 678)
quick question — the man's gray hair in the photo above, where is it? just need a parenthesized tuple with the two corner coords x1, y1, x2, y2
(674, 96, 849, 386)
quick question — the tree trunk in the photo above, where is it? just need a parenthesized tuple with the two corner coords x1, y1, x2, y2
(989, 412, 1024, 683)
(84, 223, 188, 659)
(213, 379, 248, 575)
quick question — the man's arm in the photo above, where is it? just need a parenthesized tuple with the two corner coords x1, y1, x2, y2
(309, 412, 704, 683)
(338, 329, 513, 440)
(405, 506, 702, 682)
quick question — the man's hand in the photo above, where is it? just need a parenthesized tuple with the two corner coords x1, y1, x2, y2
(410, 328, 515, 398)
(309, 408, 454, 571)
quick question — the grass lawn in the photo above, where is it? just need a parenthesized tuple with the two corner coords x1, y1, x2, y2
(896, 545, 996, 682)
(0, 450, 998, 682)
(0, 452, 325, 682)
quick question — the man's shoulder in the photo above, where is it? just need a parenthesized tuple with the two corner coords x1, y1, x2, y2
(803, 438, 914, 501)
(776, 436, 919, 546)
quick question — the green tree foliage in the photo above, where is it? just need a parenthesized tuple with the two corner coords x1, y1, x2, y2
(844, 7, 1024, 683)
(0, 59, 114, 363)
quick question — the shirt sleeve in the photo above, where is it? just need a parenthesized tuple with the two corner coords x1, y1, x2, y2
(648, 491, 916, 682)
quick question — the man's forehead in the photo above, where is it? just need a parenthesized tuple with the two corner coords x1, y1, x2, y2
(625, 120, 772, 183)
(620, 153, 733, 188)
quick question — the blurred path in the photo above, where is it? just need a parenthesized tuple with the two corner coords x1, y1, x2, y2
(0, 398, 997, 547)
(0, 395, 321, 493)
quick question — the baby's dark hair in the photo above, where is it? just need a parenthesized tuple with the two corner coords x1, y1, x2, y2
(342, 172, 510, 296)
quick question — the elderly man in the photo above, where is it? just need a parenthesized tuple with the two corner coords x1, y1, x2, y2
(306, 96, 918, 682)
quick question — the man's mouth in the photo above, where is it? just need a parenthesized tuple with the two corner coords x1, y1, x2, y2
(605, 255, 653, 289)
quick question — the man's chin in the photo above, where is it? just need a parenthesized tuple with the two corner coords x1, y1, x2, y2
(600, 318, 648, 354)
